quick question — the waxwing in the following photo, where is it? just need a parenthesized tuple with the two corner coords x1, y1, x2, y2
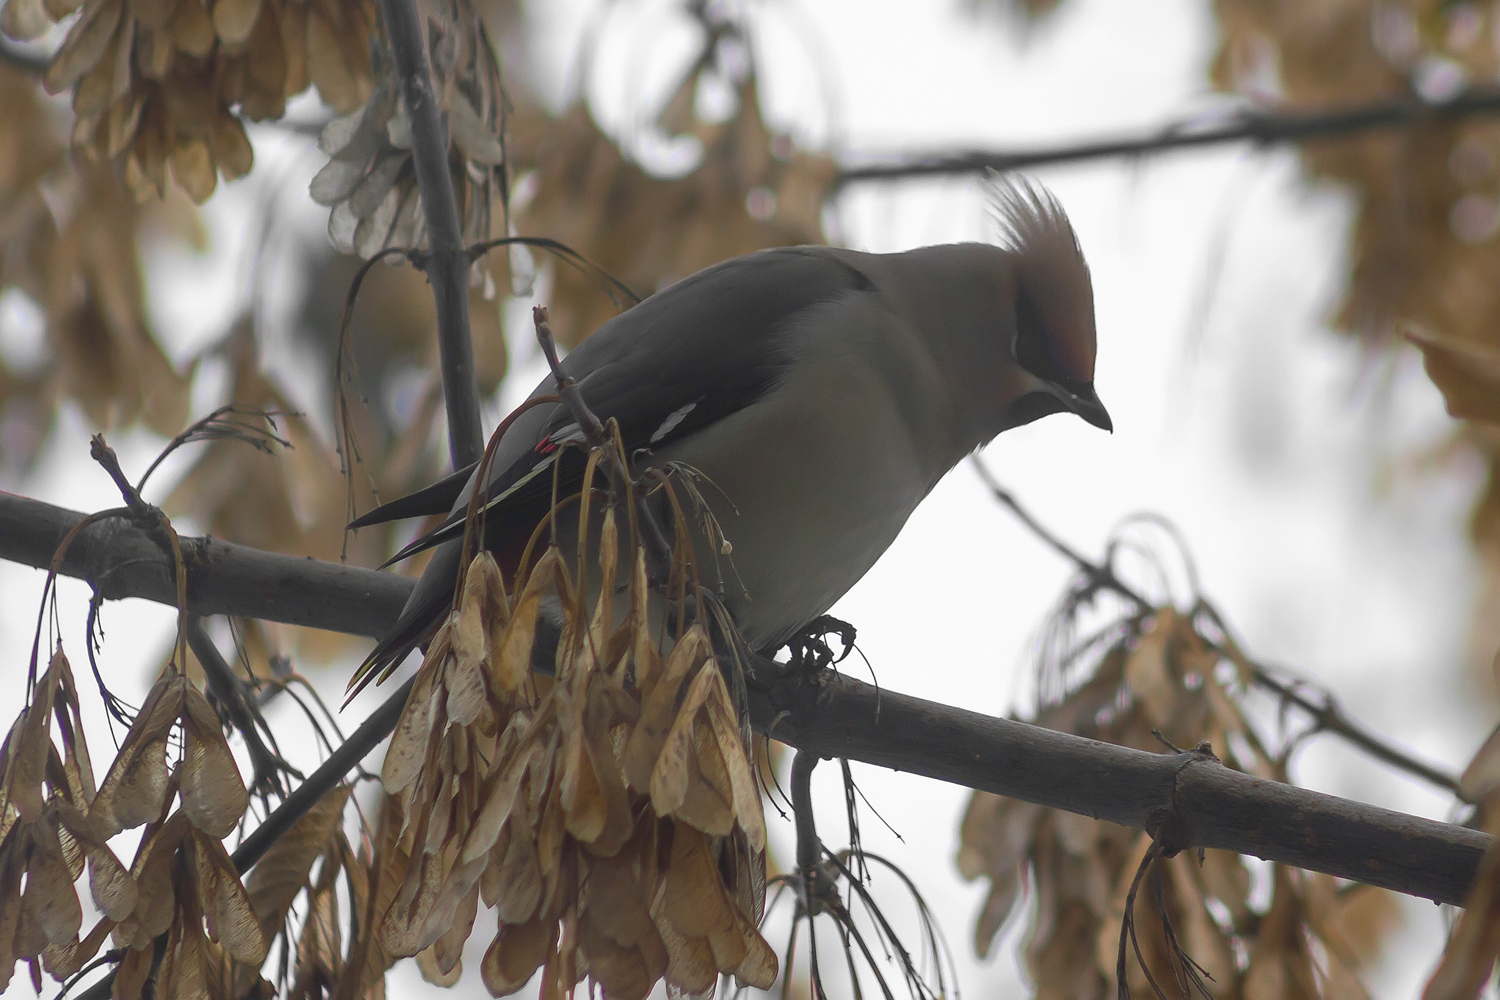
(350, 176, 1109, 690)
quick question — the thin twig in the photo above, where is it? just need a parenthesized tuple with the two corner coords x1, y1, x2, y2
(88, 435, 144, 509)
(534, 304, 606, 445)
(230, 676, 412, 872)
(969, 457, 1462, 795)
(184, 616, 301, 795)
(836, 86, 1500, 184)
(378, 0, 485, 468)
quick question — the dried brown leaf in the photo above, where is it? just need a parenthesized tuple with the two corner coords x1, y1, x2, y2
(44, 0, 122, 92)
(662, 823, 732, 938)
(211, 0, 260, 44)
(448, 586, 489, 726)
(481, 915, 555, 997)
(581, 914, 654, 1000)
(86, 845, 137, 921)
(243, 784, 351, 937)
(1, 0, 50, 40)
(180, 682, 249, 837)
(191, 833, 268, 964)
(650, 662, 718, 820)
(624, 625, 710, 792)
(93, 734, 170, 836)
(24, 831, 82, 945)
(382, 650, 440, 794)
(1408, 328, 1500, 425)
(170, 138, 217, 203)
(701, 666, 764, 851)
(494, 548, 560, 691)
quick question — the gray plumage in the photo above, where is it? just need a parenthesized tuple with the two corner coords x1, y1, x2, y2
(352, 177, 1108, 689)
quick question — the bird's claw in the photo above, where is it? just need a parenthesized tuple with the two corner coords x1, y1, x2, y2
(782, 614, 857, 674)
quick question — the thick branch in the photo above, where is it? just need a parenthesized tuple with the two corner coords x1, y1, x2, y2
(756, 672, 1484, 906)
(1, 491, 1486, 905)
(378, 0, 484, 467)
(0, 491, 407, 637)
(836, 86, 1500, 184)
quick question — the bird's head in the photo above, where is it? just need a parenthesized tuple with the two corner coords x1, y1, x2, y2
(987, 175, 1111, 434)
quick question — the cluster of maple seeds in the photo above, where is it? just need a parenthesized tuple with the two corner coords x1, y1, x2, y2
(1, 0, 377, 202)
(310, 1, 507, 261)
(0, 649, 269, 995)
(958, 608, 1393, 998)
(378, 514, 776, 1000)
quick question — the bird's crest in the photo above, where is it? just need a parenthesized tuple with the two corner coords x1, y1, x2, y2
(985, 172, 1097, 384)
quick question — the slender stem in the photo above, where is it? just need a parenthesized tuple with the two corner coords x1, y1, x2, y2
(791, 751, 822, 876)
(534, 305, 606, 444)
(378, 0, 484, 468)
(969, 458, 1462, 795)
(836, 86, 1500, 184)
(185, 617, 301, 793)
(230, 676, 413, 872)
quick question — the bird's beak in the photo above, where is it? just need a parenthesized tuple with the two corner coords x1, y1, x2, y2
(1058, 382, 1112, 433)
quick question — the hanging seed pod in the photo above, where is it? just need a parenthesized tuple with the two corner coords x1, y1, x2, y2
(374, 442, 776, 999)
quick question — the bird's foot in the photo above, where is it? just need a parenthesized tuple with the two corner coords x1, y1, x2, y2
(781, 615, 857, 674)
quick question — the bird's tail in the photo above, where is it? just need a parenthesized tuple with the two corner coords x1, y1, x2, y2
(345, 540, 462, 703)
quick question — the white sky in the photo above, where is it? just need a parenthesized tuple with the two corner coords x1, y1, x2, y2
(0, 0, 1490, 997)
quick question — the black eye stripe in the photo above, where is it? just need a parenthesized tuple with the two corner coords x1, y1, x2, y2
(1014, 286, 1091, 397)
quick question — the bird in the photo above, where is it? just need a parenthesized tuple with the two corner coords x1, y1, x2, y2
(348, 177, 1109, 694)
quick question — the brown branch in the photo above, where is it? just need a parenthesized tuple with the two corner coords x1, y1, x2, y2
(0, 491, 408, 637)
(0, 491, 1487, 906)
(378, 0, 484, 468)
(835, 86, 1500, 185)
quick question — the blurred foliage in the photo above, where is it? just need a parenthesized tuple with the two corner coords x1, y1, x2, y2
(960, 597, 1399, 999)
(0, 64, 195, 469)
(19, 0, 378, 201)
(507, 11, 834, 348)
(1210, 0, 1500, 686)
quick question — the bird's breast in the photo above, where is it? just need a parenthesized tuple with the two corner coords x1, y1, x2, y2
(649, 358, 941, 652)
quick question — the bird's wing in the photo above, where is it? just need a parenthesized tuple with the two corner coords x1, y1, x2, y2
(350, 247, 876, 693)
(384, 247, 877, 563)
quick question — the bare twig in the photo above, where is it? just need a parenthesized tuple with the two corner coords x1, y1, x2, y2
(534, 304, 606, 445)
(230, 676, 411, 873)
(88, 435, 144, 509)
(836, 86, 1500, 184)
(134, 404, 292, 497)
(969, 457, 1462, 795)
(2, 490, 1487, 907)
(378, 0, 484, 468)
